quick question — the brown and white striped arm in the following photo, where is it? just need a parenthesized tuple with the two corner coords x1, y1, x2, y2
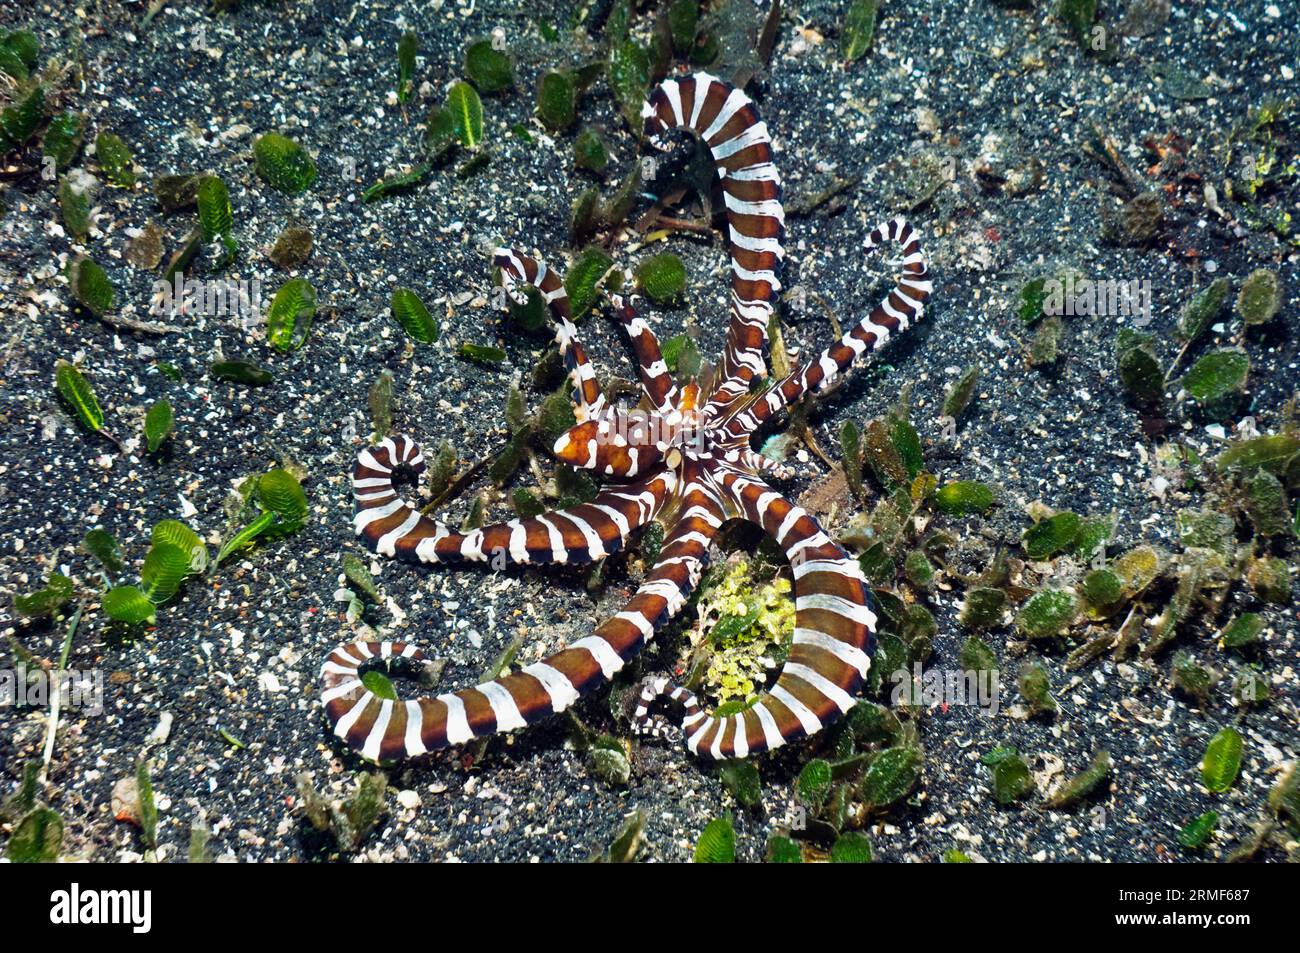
(608, 292, 678, 415)
(635, 466, 874, 758)
(353, 434, 675, 564)
(641, 72, 784, 412)
(322, 468, 727, 762)
(718, 216, 931, 443)
(494, 248, 605, 422)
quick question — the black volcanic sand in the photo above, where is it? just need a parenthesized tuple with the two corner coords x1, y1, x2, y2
(0, 1, 1295, 862)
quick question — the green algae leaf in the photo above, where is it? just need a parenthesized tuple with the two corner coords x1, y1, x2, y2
(446, 81, 483, 148)
(958, 636, 999, 675)
(591, 747, 631, 786)
(830, 831, 874, 863)
(1112, 545, 1160, 595)
(510, 487, 544, 519)
(1221, 613, 1264, 650)
(1245, 470, 1289, 536)
(934, 480, 994, 516)
(566, 247, 614, 322)
(2, 32, 39, 82)
(210, 359, 272, 386)
(102, 585, 156, 625)
(343, 552, 381, 603)
(1176, 509, 1233, 553)
(719, 761, 762, 809)
(1022, 511, 1080, 560)
(766, 834, 802, 863)
(67, 256, 115, 318)
(369, 371, 394, 441)
(694, 816, 735, 863)
(6, 808, 63, 863)
(1247, 555, 1290, 604)
(1057, 0, 1097, 46)
(574, 127, 608, 174)
(1202, 727, 1243, 793)
(396, 31, 417, 104)
(55, 360, 104, 433)
(43, 111, 84, 171)
(860, 746, 920, 809)
(253, 132, 317, 194)
(506, 281, 547, 333)
(600, 809, 645, 863)
(140, 541, 192, 604)
(456, 150, 491, 180)
(570, 186, 601, 244)
(796, 758, 833, 807)
(266, 278, 316, 352)
(1044, 750, 1111, 808)
(840, 420, 864, 499)
(1217, 434, 1300, 473)
(144, 398, 174, 453)
(1178, 811, 1218, 850)
(666, 0, 699, 53)
(361, 669, 399, 701)
(137, 760, 158, 849)
(151, 519, 205, 570)
(1236, 268, 1282, 325)
(257, 469, 309, 525)
(1073, 513, 1116, 561)
(942, 366, 979, 420)
(841, 0, 881, 63)
(0, 84, 45, 153)
(1116, 328, 1163, 407)
(58, 176, 90, 239)
(459, 342, 507, 365)
(95, 131, 136, 187)
(1177, 277, 1230, 343)
(1017, 276, 1049, 324)
(959, 589, 1007, 631)
(1182, 348, 1248, 404)
(1081, 568, 1123, 617)
(1015, 589, 1078, 639)
(465, 39, 513, 94)
(536, 70, 577, 133)
(988, 749, 1034, 804)
(609, 41, 650, 128)
(424, 106, 458, 158)
(13, 572, 74, 618)
(362, 163, 429, 203)
(943, 848, 972, 863)
(390, 287, 439, 343)
(196, 174, 234, 256)
(1018, 660, 1058, 717)
(81, 528, 123, 574)
(213, 510, 275, 568)
(636, 252, 686, 305)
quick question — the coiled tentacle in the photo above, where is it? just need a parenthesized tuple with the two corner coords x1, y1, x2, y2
(642, 72, 784, 412)
(633, 465, 874, 758)
(323, 465, 724, 762)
